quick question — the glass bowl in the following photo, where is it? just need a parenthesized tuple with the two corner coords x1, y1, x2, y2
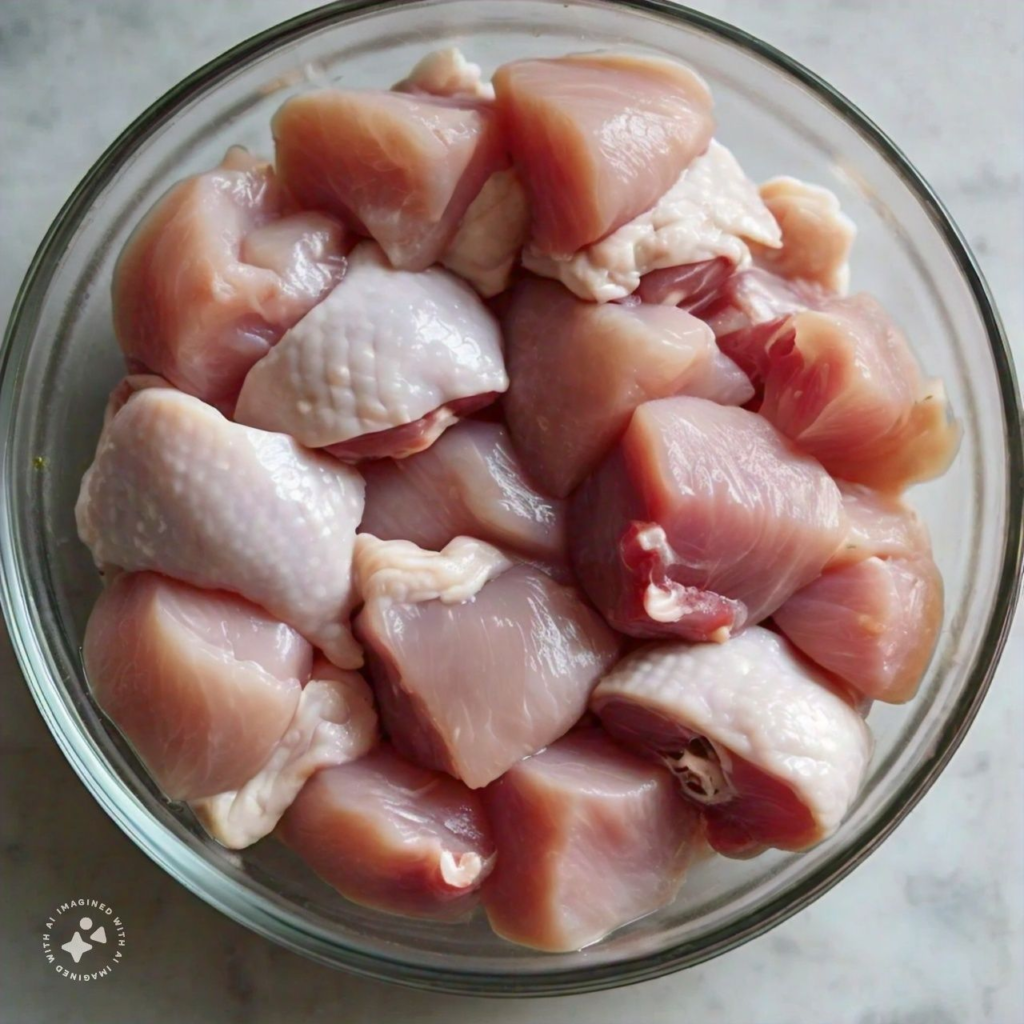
(1, 0, 1021, 997)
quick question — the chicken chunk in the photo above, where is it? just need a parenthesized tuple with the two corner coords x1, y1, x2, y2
(441, 168, 530, 297)
(503, 277, 753, 498)
(234, 242, 508, 460)
(112, 147, 347, 403)
(827, 482, 931, 569)
(354, 536, 621, 788)
(278, 744, 495, 920)
(635, 256, 734, 310)
(192, 659, 378, 848)
(75, 388, 365, 667)
(750, 177, 856, 294)
(360, 419, 568, 565)
(774, 483, 942, 703)
(83, 572, 309, 801)
(482, 728, 702, 951)
(754, 295, 961, 490)
(493, 53, 715, 257)
(701, 267, 827, 381)
(592, 627, 873, 854)
(524, 141, 780, 301)
(273, 89, 504, 270)
(570, 396, 846, 642)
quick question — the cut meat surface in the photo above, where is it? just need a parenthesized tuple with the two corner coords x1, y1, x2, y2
(828, 482, 930, 570)
(278, 744, 495, 919)
(774, 556, 942, 704)
(83, 572, 309, 801)
(482, 728, 702, 951)
(273, 89, 505, 270)
(192, 659, 379, 848)
(524, 141, 780, 301)
(570, 396, 845, 641)
(635, 256, 734, 310)
(75, 388, 365, 667)
(360, 419, 568, 564)
(754, 295, 961, 490)
(702, 267, 826, 381)
(112, 147, 347, 403)
(234, 242, 507, 459)
(493, 53, 715, 257)
(442, 168, 530, 297)
(774, 483, 942, 703)
(749, 177, 856, 294)
(503, 277, 752, 499)
(592, 627, 873, 853)
(354, 536, 621, 788)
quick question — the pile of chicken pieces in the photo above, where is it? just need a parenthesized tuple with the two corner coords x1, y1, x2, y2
(76, 48, 959, 952)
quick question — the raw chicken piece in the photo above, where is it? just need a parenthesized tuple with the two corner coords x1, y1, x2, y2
(482, 728, 701, 951)
(354, 536, 621, 788)
(493, 53, 715, 257)
(524, 141, 780, 301)
(360, 419, 567, 564)
(83, 572, 309, 801)
(192, 659, 378, 848)
(569, 396, 845, 642)
(278, 744, 495, 919)
(442, 168, 530, 297)
(234, 243, 508, 460)
(394, 51, 527, 294)
(273, 89, 505, 270)
(112, 147, 347, 403)
(592, 627, 873, 853)
(704, 267, 825, 335)
(774, 483, 942, 703)
(635, 256, 734, 310)
(774, 556, 942, 704)
(75, 388, 365, 668)
(754, 295, 961, 490)
(828, 482, 931, 569)
(701, 267, 826, 381)
(689, 349, 759, 406)
(749, 177, 856, 294)
(502, 277, 753, 498)
(394, 46, 495, 100)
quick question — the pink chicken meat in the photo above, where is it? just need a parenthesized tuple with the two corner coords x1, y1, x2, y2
(749, 177, 856, 294)
(502, 277, 753, 498)
(360, 419, 567, 565)
(83, 572, 309, 802)
(774, 484, 943, 703)
(493, 53, 715, 257)
(75, 387, 365, 667)
(709, 285, 960, 490)
(482, 728, 702, 951)
(112, 147, 347, 403)
(234, 242, 508, 460)
(192, 658, 379, 848)
(592, 627, 873, 854)
(278, 744, 495, 920)
(354, 536, 621, 788)
(570, 396, 845, 642)
(272, 88, 505, 271)
(523, 140, 781, 303)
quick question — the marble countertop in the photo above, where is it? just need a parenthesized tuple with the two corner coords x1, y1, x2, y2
(1, 1, 1021, 1021)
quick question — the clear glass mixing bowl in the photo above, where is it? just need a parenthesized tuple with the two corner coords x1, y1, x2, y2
(1, 0, 1021, 997)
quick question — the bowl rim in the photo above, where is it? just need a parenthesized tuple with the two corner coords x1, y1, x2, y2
(2, 0, 1022, 997)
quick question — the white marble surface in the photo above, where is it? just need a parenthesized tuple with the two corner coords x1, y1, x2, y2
(1, 1, 1021, 1020)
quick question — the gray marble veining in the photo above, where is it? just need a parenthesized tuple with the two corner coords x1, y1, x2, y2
(1, 2, 1021, 1021)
